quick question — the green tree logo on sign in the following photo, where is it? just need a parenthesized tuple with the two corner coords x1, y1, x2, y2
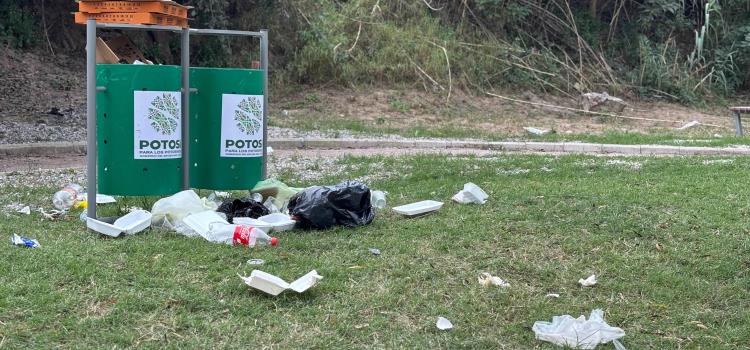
(148, 93, 179, 135)
(234, 96, 262, 135)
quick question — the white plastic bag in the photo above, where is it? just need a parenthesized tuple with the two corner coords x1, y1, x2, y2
(151, 190, 218, 231)
(532, 309, 625, 349)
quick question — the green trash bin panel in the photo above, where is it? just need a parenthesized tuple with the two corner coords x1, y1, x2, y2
(189, 67, 265, 190)
(97, 64, 183, 196)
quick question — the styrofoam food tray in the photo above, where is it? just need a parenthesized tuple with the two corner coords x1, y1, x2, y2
(392, 200, 444, 217)
(114, 210, 152, 235)
(234, 217, 274, 232)
(87, 217, 122, 237)
(183, 210, 229, 237)
(258, 213, 296, 232)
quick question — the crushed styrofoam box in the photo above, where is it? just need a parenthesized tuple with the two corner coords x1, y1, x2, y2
(453, 183, 488, 204)
(240, 270, 322, 296)
(393, 200, 443, 217)
(87, 210, 153, 237)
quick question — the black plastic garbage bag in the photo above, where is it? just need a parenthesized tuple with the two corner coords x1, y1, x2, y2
(217, 198, 270, 223)
(287, 180, 375, 229)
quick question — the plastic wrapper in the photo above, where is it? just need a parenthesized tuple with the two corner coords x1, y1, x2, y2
(217, 198, 270, 223)
(287, 180, 375, 229)
(151, 190, 218, 228)
(532, 309, 625, 349)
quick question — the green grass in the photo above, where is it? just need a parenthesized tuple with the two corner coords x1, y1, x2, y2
(2, 154, 750, 348)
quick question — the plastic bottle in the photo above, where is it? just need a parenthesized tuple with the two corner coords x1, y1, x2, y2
(206, 223, 278, 247)
(52, 183, 84, 210)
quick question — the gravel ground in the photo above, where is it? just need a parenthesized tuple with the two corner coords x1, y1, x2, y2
(0, 122, 469, 145)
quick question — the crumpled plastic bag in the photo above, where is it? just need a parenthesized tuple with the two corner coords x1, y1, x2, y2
(251, 179, 304, 209)
(532, 309, 625, 349)
(217, 198, 270, 223)
(151, 190, 218, 230)
(287, 180, 375, 229)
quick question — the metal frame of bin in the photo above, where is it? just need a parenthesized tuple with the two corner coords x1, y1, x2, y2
(85, 20, 269, 220)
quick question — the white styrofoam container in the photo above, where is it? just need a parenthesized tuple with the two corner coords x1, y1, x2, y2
(240, 270, 323, 296)
(258, 213, 296, 232)
(87, 210, 153, 237)
(233, 217, 274, 232)
(392, 200, 444, 217)
(183, 210, 229, 237)
(114, 210, 152, 235)
(87, 218, 123, 237)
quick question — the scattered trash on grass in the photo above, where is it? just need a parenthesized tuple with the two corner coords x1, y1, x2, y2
(247, 259, 265, 265)
(478, 272, 510, 288)
(11, 233, 40, 248)
(677, 120, 701, 130)
(183, 210, 229, 238)
(452, 183, 488, 204)
(532, 309, 625, 349)
(288, 180, 375, 229)
(203, 221, 278, 247)
(52, 183, 83, 210)
(77, 193, 117, 204)
(524, 127, 552, 136)
(240, 270, 322, 296)
(578, 274, 597, 287)
(546, 293, 561, 298)
(39, 208, 65, 221)
(369, 248, 381, 256)
(234, 217, 274, 232)
(257, 213, 297, 232)
(392, 200, 444, 217)
(151, 190, 218, 231)
(436, 317, 454, 330)
(217, 197, 270, 223)
(371, 190, 387, 209)
(86, 210, 153, 237)
(251, 179, 304, 210)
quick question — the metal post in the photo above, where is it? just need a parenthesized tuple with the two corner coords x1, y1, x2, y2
(86, 20, 97, 220)
(261, 29, 269, 179)
(181, 28, 190, 189)
(734, 112, 743, 137)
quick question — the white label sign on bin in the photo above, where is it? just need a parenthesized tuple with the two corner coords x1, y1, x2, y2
(133, 91, 182, 160)
(220, 94, 264, 158)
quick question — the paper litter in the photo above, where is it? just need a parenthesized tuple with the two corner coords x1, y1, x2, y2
(436, 317, 453, 330)
(578, 274, 597, 287)
(532, 309, 625, 349)
(478, 272, 510, 288)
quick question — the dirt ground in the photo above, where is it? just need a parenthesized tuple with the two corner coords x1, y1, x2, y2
(0, 48, 742, 144)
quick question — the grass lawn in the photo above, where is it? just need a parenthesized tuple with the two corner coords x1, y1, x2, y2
(1, 154, 749, 348)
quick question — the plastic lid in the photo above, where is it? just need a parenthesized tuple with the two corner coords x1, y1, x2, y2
(270, 237, 278, 246)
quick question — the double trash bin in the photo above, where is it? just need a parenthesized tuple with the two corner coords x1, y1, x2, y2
(96, 64, 265, 195)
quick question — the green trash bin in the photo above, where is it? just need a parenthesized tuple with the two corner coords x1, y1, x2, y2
(189, 67, 265, 190)
(97, 64, 184, 196)
(96, 65, 265, 196)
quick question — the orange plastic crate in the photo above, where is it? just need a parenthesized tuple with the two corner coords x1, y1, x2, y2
(75, 12, 188, 28)
(78, 1, 187, 18)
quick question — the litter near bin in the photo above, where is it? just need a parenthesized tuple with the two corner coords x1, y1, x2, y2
(578, 274, 597, 287)
(371, 190, 387, 209)
(532, 309, 625, 349)
(11, 234, 40, 248)
(436, 317, 454, 330)
(18, 206, 31, 215)
(452, 183, 489, 204)
(251, 179, 304, 210)
(217, 197, 270, 223)
(52, 183, 84, 210)
(240, 270, 322, 296)
(234, 217, 274, 233)
(77, 193, 117, 204)
(287, 180, 375, 229)
(87, 210, 153, 237)
(247, 259, 265, 265)
(39, 208, 65, 221)
(392, 200, 443, 217)
(151, 190, 218, 230)
(369, 248, 381, 256)
(6, 204, 31, 215)
(182, 210, 229, 238)
(206, 223, 278, 247)
(257, 213, 297, 232)
(478, 272, 510, 288)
